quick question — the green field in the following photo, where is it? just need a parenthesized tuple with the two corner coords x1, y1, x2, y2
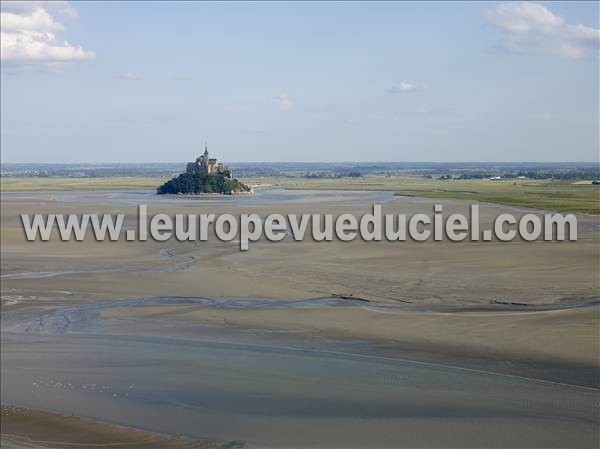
(2, 175, 598, 214)
(390, 180, 599, 214)
(243, 176, 600, 214)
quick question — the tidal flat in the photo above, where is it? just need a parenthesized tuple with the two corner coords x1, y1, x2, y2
(1, 187, 599, 448)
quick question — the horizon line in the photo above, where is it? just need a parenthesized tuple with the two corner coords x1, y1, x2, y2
(1, 161, 599, 166)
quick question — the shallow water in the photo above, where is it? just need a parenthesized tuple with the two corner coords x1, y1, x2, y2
(1, 188, 396, 207)
(5, 295, 600, 335)
(2, 329, 599, 449)
(2, 296, 599, 448)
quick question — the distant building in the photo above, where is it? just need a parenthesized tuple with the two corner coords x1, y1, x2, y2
(186, 143, 231, 177)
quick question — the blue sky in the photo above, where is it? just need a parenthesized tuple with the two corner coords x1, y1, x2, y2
(1, 1, 598, 163)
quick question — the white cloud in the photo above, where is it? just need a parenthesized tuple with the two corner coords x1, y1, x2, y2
(1, 8, 63, 32)
(386, 82, 420, 94)
(1, 1, 77, 18)
(272, 93, 294, 111)
(117, 72, 144, 81)
(1, 1, 94, 70)
(485, 2, 599, 59)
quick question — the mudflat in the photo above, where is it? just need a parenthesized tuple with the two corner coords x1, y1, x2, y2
(0, 405, 208, 449)
(2, 189, 598, 305)
(1, 188, 599, 448)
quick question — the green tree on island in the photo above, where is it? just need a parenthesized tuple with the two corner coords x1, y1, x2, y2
(157, 173, 251, 195)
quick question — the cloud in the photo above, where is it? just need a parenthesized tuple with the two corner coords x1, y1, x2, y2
(385, 82, 420, 94)
(272, 93, 294, 111)
(1, 1, 77, 18)
(1, 8, 63, 32)
(485, 2, 599, 59)
(1, 1, 94, 70)
(117, 72, 144, 81)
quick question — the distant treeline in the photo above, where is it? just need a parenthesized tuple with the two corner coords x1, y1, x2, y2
(430, 168, 600, 180)
(156, 173, 250, 195)
(304, 171, 363, 179)
(2, 162, 599, 180)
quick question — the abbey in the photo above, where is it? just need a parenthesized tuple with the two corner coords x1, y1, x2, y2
(186, 144, 231, 177)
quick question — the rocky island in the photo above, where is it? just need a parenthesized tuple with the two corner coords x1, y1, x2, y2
(157, 145, 251, 195)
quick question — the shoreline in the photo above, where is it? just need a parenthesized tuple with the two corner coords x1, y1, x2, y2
(158, 190, 255, 196)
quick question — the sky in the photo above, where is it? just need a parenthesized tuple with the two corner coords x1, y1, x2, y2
(1, 1, 598, 163)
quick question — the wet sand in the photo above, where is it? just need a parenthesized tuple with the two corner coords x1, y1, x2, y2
(1, 188, 599, 447)
(2, 189, 598, 305)
(1, 405, 208, 449)
(99, 297, 600, 382)
(2, 328, 598, 448)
